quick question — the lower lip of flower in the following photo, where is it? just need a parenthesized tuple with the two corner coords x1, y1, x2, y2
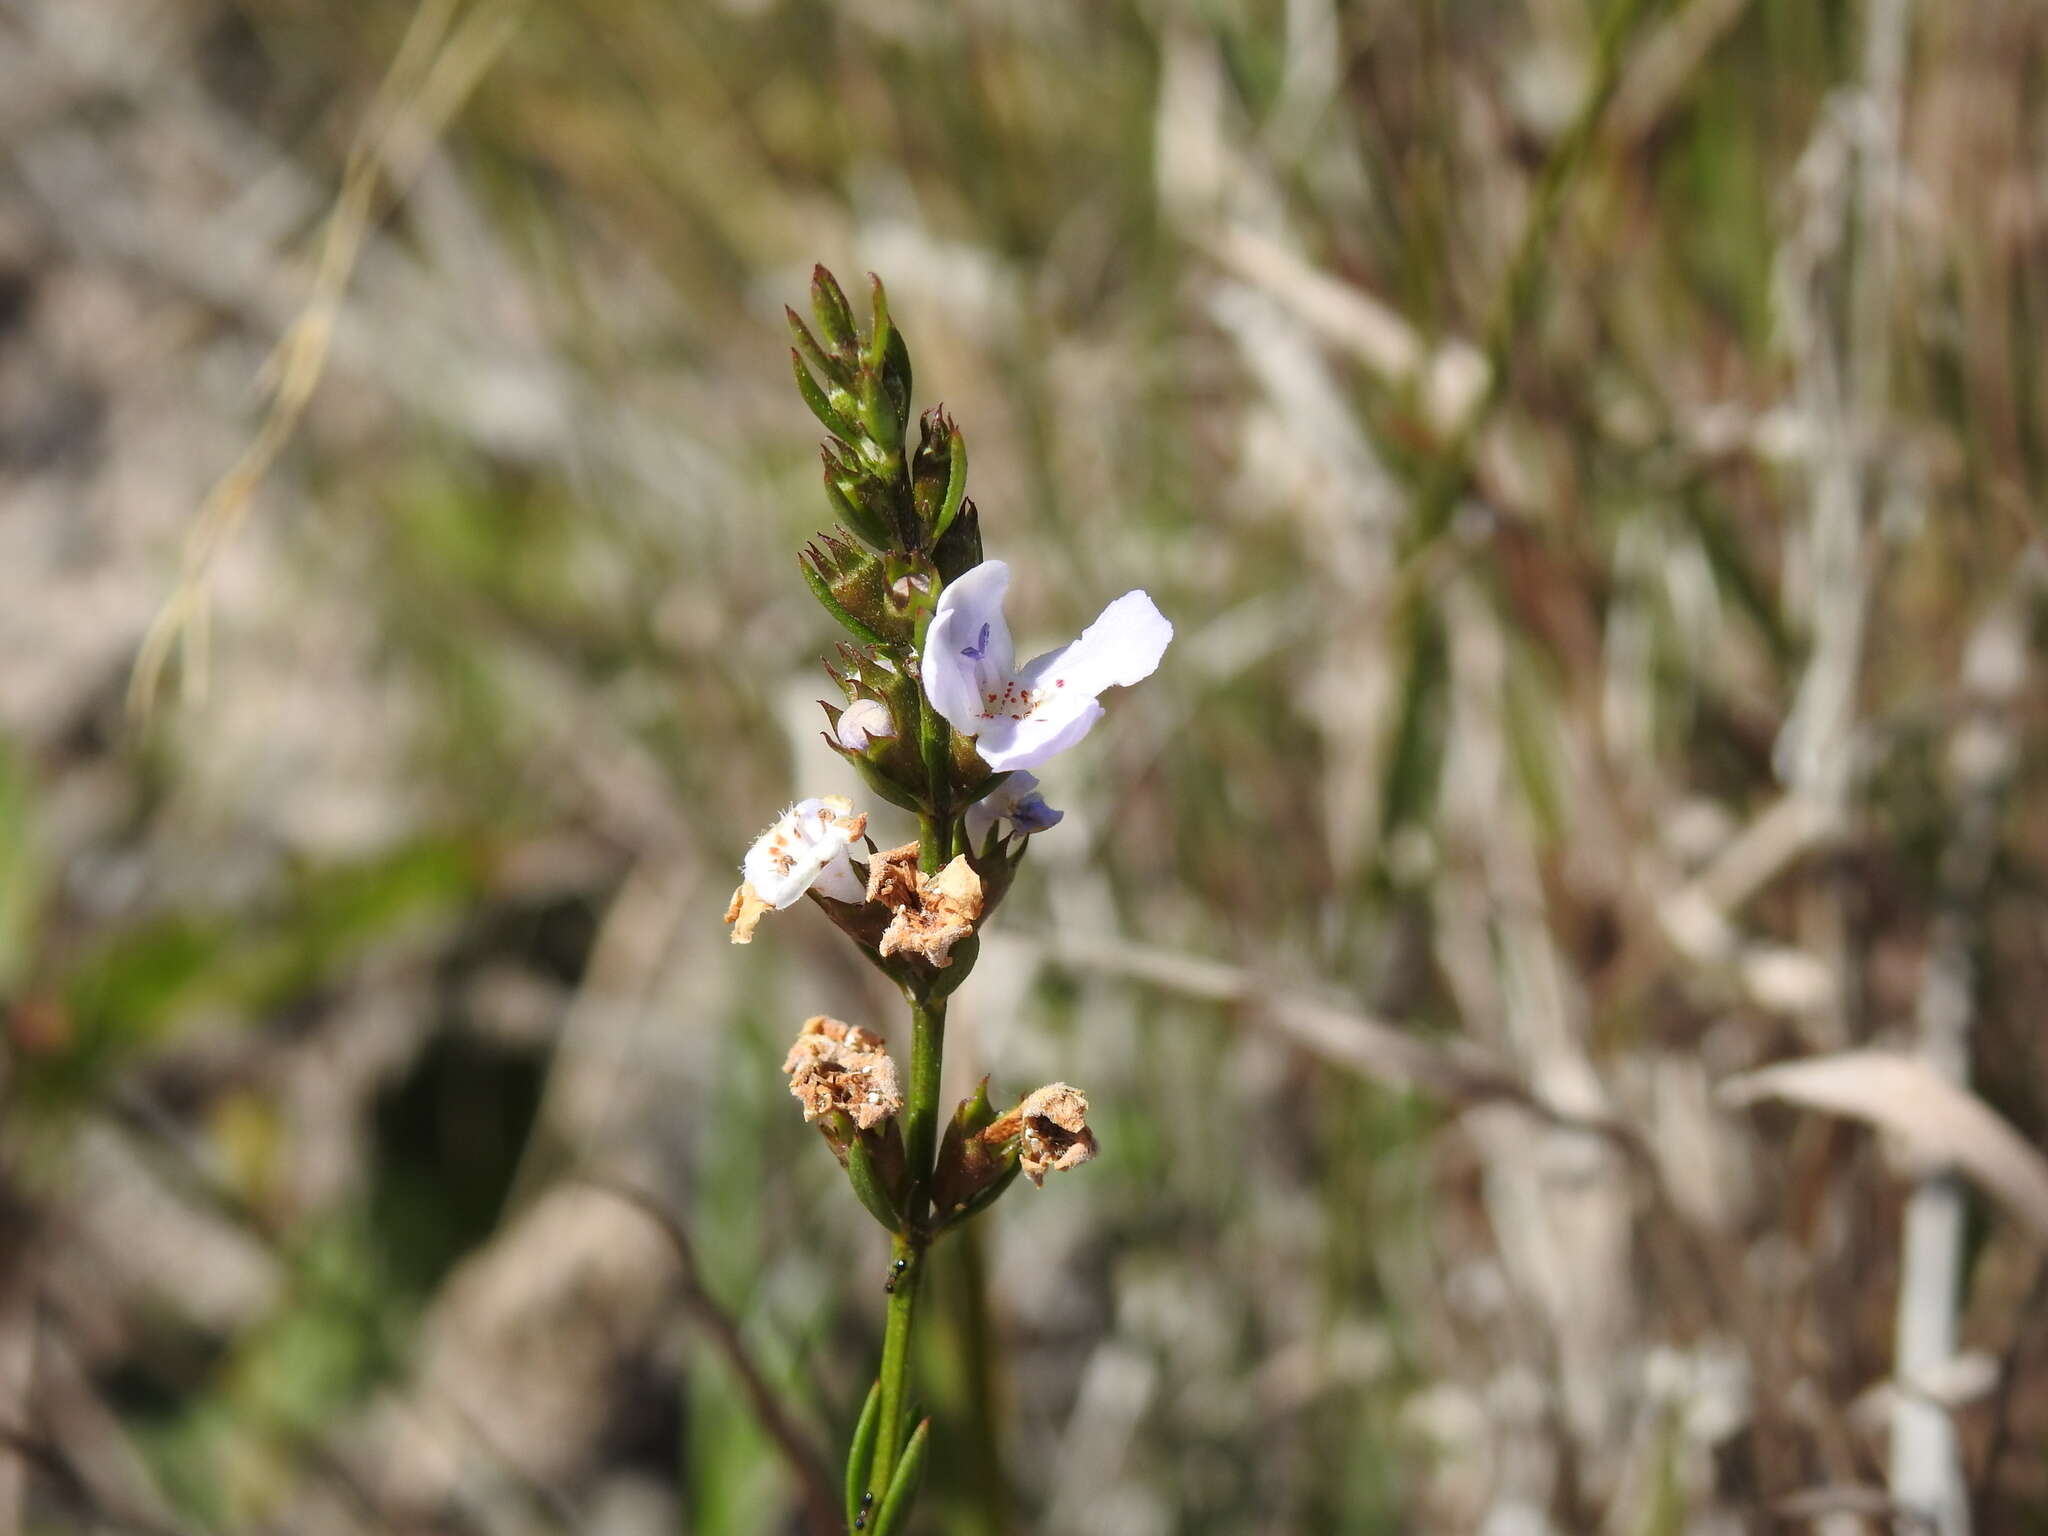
(978, 676, 1067, 721)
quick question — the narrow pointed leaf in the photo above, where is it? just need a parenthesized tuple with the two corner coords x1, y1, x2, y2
(870, 1417, 930, 1536)
(931, 424, 968, 543)
(811, 264, 859, 354)
(793, 350, 862, 443)
(788, 307, 854, 391)
(845, 1380, 882, 1530)
(846, 1133, 906, 1233)
(802, 553, 890, 647)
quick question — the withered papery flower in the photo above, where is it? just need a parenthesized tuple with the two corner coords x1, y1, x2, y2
(993, 1082, 1097, 1187)
(781, 1016, 902, 1130)
(866, 842, 984, 967)
(924, 560, 1172, 772)
(726, 796, 868, 944)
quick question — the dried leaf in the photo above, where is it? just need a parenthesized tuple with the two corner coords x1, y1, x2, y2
(1721, 1052, 2048, 1239)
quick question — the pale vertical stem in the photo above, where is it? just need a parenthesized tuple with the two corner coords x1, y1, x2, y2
(1889, 560, 2037, 1536)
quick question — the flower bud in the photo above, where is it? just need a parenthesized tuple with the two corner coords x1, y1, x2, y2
(862, 273, 915, 445)
(801, 532, 913, 646)
(835, 698, 897, 751)
(783, 1016, 911, 1231)
(821, 444, 897, 552)
(931, 1077, 1021, 1225)
(911, 408, 968, 544)
(931, 494, 983, 584)
(808, 264, 860, 357)
(822, 647, 926, 810)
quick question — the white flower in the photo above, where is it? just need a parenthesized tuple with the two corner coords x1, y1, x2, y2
(726, 795, 868, 943)
(964, 771, 1064, 847)
(835, 698, 897, 751)
(924, 561, 1172, 772)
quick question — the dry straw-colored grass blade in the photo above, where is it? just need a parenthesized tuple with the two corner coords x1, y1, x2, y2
(1721, 1052, 2048, 1240)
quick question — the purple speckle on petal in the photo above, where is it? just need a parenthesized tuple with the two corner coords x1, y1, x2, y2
(961, 622, 991, 661)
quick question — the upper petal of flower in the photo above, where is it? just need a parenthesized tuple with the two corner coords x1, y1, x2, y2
(924, 560, 1016, 734)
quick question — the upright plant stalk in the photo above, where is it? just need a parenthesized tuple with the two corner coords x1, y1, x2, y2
(729, 266, 1162, 1533)
(868, 991, 947, 1502)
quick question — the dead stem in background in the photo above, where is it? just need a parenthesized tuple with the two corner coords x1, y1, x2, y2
(574, 1177, 841, 1536)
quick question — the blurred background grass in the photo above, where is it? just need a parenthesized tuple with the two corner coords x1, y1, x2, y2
(3, 0, 2048, 1531)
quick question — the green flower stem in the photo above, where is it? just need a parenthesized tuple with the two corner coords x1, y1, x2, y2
(868, 1231, 921, 1507)
(917, 732, 952, 875)
(868, 993, 948, 1506)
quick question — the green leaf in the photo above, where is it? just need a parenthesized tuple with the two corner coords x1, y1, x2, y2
(931, 423, 968, 544)
(801, 549, 890, 647)
(846, 1133, 905, 1233)
(793, 349, 862, 443)
(810, 264, 859, 356)
(845, 1379, 882, 1531)
(870, 1416, 930, 1536)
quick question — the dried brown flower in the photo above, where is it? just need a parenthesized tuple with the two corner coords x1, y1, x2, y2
(866, 843, 985, 968)
(863, 841, 923, 909)
(723, 883, 772, 944)
(781, 1016, 902, 1130)
(990, 1082, 1097, 1186)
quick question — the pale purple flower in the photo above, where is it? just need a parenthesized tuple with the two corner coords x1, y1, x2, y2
(964, 771, 1064, 847)
(924, 561, 1172, 772)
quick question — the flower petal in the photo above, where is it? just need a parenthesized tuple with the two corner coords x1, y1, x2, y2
(1019, 590, 1173, 700)
(924, 560, 1015, 734)
(811, 847, 866, 904)
(741, 795, 866, 908)
(965, 771, 1063, 845)
(972, 697, 1105, 772)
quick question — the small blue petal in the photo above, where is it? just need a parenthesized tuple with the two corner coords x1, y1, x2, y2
(1010, 795, 1064, 834)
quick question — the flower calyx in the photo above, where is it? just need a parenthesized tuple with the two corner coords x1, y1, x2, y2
(821, 648, 927, 814)
(802, 534, 939, 649)
(911, 407, 969, 550)
(992, 1083, 1098, 1187)
(783, 1015, 902, 1130)
(930, 1077, 1020, 1227)
(931, 1080, 1099, 1228)
(782, 1016, 910, 1232)
(866, 842, 984, 969)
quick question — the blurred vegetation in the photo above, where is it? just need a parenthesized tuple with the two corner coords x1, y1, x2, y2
(2, 0, 2047, 1531)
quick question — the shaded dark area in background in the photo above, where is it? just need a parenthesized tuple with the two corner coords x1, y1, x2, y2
(2, 0, 2048, 1531)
